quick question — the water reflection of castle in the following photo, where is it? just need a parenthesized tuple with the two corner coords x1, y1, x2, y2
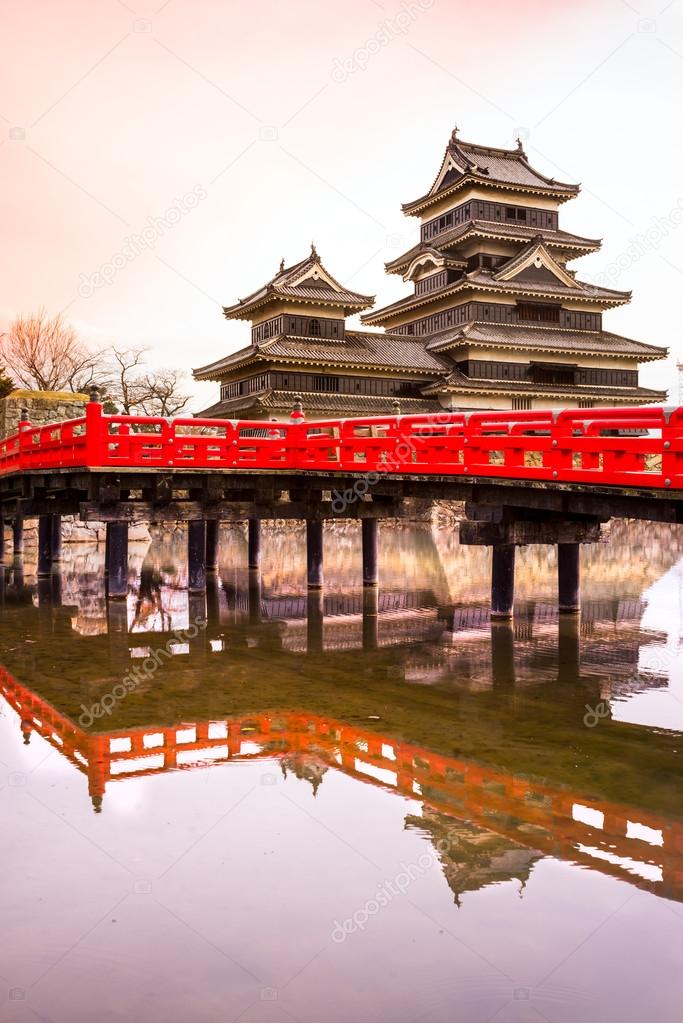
(2, 521, 683, 907)
(2, 671, 682, 907)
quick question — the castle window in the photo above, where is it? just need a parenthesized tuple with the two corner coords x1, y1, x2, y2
(512, 397, 532, 410)
(517, 208, 527, 221)
(506, 207, 516, 219)
(309, 319, 321, 336)
(313, 374, 340, 393)
(518, 302, 560, 323)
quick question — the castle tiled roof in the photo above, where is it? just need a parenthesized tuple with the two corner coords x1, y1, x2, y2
(403, 131, 579, 215)
(421, 370, 666, 404)
(385, 220, 601, 275)
(362, 270, 631, 325)
(425, 321, 668, 362)
(197, 391, 438, 419)
(194, 331, 448, 380)
(223, 247, 374, 320)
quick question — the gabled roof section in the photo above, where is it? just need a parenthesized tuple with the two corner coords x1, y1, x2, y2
(385, 221, 601, 275)
(403, 128, 579, 216)
(493, 238, 581, 289)
(362, 271, 631, 326)
(223, 245, 375, 320)
(403, 248, 466, 282)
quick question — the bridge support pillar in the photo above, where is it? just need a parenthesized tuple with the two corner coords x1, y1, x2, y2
(306, 520, 323, 589)
(12, 518, 24, 557)
(491, 545, 515, 620)
(558, 543, 581, 614)
(307, 588, 324, 654)
(106, 522, 129, 599)
(0, 520, 4, 564)
(362, 518, 379, 587)
(188, 520, 207, 593)
(248, 518, 261, 570)
(205, 519, 219, 573)
(38, 515, 53, 577)
(362, 586, 379, 652)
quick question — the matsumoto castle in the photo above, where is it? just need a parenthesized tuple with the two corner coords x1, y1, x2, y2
(194, 127, 667, 420)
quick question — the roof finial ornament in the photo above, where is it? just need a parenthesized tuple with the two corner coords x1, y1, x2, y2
(279, 257, 285, 272)
(450, 123, 459, 145)
(310, 241, 318, 259)
(516, 135, 525, 154)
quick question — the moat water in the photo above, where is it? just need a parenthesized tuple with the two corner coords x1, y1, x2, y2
(1, 520, 682, 1022)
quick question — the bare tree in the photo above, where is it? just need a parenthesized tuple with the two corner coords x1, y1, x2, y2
(1, 309, 98, 392)
(100, 345, 191, 418)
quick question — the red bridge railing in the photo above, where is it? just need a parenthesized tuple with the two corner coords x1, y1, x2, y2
(1, 401, 683, 489)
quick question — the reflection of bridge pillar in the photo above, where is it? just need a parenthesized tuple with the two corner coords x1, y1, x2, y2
(558, 614, 581, 682)
(188, 591, 208, 654)
(37, 514, 53, 577)
(206, 573, 220, 627)
(107, 598, 129, 671)
(12, 517, 24, 556)
(362, 586, 379, 652)
(248, 518, 261, 570)
(491, 621, 515, 687)
(106, 522, 129, 598)
(51, 514, 63, 563)
(558, 543, 581, 614)
(362, 518, 379, 587)
(307, 588, 324, 654)
(248, 569, 262, 624)
(50, 568, 63, 607)
(491, 545, 515, 620)
(306, 520, 323, 589)
(188, 520, 207, 593)
(205, 519, 219, 573)
(0, 520, 4, 564)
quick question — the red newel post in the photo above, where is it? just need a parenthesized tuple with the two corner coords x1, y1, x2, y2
(288, 395, 306, 469)
(85, 385, 105, 467)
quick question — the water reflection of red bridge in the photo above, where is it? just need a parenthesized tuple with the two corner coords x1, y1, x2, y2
(3, 666, 681, 905)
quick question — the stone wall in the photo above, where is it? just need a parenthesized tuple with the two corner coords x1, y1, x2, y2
(0, 389, 89, 440)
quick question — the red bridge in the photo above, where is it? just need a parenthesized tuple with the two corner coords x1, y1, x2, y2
(2, 399, 683, 617)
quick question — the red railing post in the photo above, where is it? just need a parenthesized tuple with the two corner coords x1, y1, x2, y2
(85, 399, 105, 466)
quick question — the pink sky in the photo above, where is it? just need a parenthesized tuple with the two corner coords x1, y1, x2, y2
(1, 0, 682, 409)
